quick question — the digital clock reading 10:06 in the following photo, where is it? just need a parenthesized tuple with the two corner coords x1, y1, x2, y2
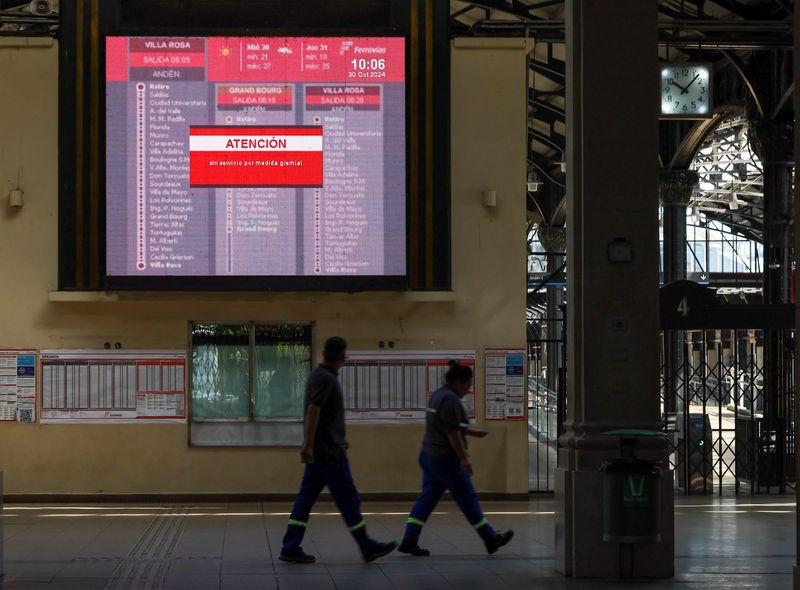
(660, 63, 712, 118)
(352, 58, 386, 70)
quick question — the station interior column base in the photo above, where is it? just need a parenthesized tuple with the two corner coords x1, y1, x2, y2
(555, 450, 674, 579)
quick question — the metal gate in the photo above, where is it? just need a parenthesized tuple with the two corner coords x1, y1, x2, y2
(527, 303, 795, 495)
(528, 316, 565, 492)
(661, 328, 795, 495)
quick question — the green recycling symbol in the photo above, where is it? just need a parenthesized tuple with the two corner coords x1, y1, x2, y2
(623, 474, 651, 508)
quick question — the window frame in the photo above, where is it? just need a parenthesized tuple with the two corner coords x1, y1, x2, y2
(187, 320, 313, 446)
(252, 322, 315, 423)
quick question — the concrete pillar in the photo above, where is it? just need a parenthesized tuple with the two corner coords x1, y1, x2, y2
(793, 10, 800, 587)
(752, 119, 793, 493)
(659, 170, 696, 284)
(753, 120, 793, 307)
(539, 226, 566, 397)
(556, 0, 673, 579)
(660, 170, 698, 416)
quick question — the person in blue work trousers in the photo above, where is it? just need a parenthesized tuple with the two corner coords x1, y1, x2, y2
(279, 336, 397, 564)
(398, 360, 514, 557)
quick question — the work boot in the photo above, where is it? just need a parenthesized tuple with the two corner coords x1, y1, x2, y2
(279, 547, 316, 564)
(398, 539, 430, 557)
(485, 530, 514, 555)
(363, 540, 398, 563)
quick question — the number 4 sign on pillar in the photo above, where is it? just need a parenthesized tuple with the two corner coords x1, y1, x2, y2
(678, 297, 690, 317)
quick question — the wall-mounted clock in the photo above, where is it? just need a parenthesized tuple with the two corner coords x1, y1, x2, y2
(660, 63, 713, 119)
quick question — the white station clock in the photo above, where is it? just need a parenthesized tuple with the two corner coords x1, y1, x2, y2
(660, 63, 712, 119)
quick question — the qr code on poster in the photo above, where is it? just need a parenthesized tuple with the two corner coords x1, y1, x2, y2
(17, 409, 34, 423)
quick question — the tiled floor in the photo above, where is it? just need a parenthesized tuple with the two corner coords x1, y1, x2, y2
(0, 496, 795, 589)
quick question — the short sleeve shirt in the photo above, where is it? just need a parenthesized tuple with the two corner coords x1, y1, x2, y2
(422, 386, 469, 460)
(305, 365, 347, 463)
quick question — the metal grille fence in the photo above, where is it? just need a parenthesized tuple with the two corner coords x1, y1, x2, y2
(526, 323, 795, 496)
(528, 317, 565, 492)
(661, 328, 795, 495)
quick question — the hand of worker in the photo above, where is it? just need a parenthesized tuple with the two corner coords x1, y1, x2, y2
(460, 458, 474, 476)
(468, 428, 488, 438)
(300, 444, 315, 464)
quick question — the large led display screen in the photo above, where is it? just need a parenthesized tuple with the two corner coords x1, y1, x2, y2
(105, 36, 406, 280)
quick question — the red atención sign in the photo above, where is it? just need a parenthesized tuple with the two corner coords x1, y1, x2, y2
(189, 126, 323, 187)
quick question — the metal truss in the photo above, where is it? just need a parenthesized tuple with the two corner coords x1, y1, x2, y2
(453, 0, 793, 26)
(450, 0, 793, 227)
(0, 1, 59, 37)
(690, 115, 765, 242)
(527, 42, 566, 225)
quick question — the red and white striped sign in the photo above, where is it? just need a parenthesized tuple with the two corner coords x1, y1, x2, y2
(189, 126, 323, 187)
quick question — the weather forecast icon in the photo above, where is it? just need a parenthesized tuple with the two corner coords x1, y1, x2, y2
(220, 46, 232, 57)
(277, 41, 293, 55)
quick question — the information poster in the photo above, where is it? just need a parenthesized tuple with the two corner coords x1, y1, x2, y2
(485, 348, 526, 421)
(341, 350, 476, 423)
(105, 36, 406, 279)
(0, 350, 36, 423)
(39, 350, 186, 423)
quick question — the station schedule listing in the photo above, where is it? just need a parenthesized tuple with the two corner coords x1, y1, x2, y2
(341, 350, 476, 423)
(105, 36, 406, 278)
(39, 350, 186, 423)
(0, 350, 36, 423)
(485, 348, 526, 421)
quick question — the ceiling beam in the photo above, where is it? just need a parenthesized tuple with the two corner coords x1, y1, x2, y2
(463, 0, 545, 20)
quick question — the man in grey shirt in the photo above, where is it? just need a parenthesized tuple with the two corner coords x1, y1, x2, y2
(280, 336, 397, 564)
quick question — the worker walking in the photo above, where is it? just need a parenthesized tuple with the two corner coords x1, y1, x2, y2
(280, 336, 397, 564)
(399, 360, 514, 556)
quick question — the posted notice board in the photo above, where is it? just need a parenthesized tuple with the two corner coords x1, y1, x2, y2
(0, 349, 36, 423)
(40, 350, 186, 424)
(341, 350, 476, 423)
(485, 348, 526, 421)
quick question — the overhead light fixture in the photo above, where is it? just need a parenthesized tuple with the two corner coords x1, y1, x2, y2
(527, 171, 543, 193)
(28, 0, 53, 15)
(729, 192, 740, 210)
(688, 204, 699, 222)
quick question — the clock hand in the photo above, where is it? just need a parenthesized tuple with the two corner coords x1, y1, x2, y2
(671, 80, 689, 94)
(681, 74, 700, 94)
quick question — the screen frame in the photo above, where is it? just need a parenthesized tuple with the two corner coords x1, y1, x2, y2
(100, 29, 410, 292)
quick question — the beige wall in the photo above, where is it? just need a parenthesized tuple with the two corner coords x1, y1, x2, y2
(0, 38, 530, 496)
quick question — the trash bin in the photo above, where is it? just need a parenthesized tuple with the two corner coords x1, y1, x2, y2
(599, 429, 666, 579)
(601, 458, 662, 543)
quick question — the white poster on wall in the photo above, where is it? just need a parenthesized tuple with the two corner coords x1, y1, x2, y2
(39, 350, 186, 424)
(341, 350, 476, 423)
(485, 348, 527, 421)
(0, 349, 37, 423)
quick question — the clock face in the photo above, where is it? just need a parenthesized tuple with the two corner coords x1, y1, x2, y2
(661, 64, 712, 118)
